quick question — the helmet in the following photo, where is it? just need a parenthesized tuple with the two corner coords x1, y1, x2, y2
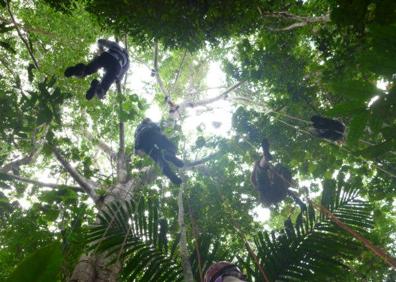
(204, 261, 242, 282)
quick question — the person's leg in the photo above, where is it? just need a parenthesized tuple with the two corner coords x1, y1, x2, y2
(154, 133, 177, 153)
(163, 152, 184, 168)
(149, 148, 182, 185)
(152, 133, 183, 167)
(85, 79, 100, 100)
(96, 54, 121, 99)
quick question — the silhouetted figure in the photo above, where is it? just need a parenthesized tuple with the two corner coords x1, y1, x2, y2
(251, 138, 305, 209)
(311, 115, 345, 142)
(64, 39, 129, 100)
(134, 118, 184, 185)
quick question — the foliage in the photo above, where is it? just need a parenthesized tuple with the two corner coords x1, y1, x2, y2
(86, 197, 183, 281)
(244, 182, 373, 281)
(0, 0, 395, 281)
(6, 243, 63, 282)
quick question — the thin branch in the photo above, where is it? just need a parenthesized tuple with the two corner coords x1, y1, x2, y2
(257, 7, 330, 31)
(122, 35, 129, 91)
(269, 21, 309, 31)
(178, 186, 194, 282)
(169, 49, 187, 94)
(5, 0, 39, 69)
(52, 146, 98, 201)
(183, 151, 221, 169)
(268, 15, 330, 31)
(153, 41, 170, 97)
(0, 15, 58, 38)
(0, 144, 43, 173)
(235, 226, 270, 282)
(0, 171, 82, 191)
(178, 81, 245, 112)
(116, 75, 128, 184)
(82, 131, 117, 161)
(125, 166, 157, 193)
(188, 199, 204, 282)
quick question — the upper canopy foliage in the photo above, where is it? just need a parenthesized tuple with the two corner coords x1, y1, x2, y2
(1, 0, 396, 281)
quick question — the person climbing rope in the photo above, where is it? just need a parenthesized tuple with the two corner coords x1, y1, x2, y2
(134, 118, 184, 185)
(64, 39, 129, 100)
(251, 138, 305, 209)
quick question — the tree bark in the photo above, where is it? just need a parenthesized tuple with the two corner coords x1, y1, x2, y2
(0, 171, 82, 191)
(69, 182, 130, 282)
(178, 187, 194, 282)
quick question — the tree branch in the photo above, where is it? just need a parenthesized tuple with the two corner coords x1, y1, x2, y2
(0, 171, 82, 191)
(82, 131, 117, 161)
(1, 144, 43, 174)
(52, 146, 98, 201)
(257, 8, 331, 31)
(153, 41, 170, 97)
(177, 81, 245, 113)
(5, 0, 39, 69)
(0, 15, 58, 38)
(169, 49, 187, 94)
(178, 186, 194, 282)
(183, 151, 221, 169)
(268, 14, 330, 31)
(116, 76, 127, 184)
(188, 199, 204, 282)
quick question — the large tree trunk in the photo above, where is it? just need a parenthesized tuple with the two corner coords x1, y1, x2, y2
(70, 181, 130, 282)
(70, 255, 121, 282)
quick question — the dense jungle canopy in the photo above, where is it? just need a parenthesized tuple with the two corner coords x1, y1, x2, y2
(0, 0, 396, 281)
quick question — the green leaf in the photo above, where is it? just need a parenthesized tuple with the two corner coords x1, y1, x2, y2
(37, 106, 53, 125)
(358, 140, 395, 159)
(27, 64, 36, 82)
(347, 111, 369, 145)
(0, 41, 16, 54)
(0, 172, 13, 181)
(326, 102, 365, 117)
(7, 243, 63, 282)
(330, 79, 378, 102)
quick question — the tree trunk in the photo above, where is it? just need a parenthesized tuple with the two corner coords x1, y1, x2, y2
(69, 181, 131, 282)
(178, 187, 194, 282)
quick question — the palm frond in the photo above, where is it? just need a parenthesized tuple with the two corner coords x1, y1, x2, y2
(244, 183, 373, 281)
(189, 234, 232, 281)
(86, 197, 183, 282)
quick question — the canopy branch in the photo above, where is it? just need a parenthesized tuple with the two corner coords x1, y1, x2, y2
(177, 81, 245, 113)
(178, 186, 194, 282)
(5, 0, 39, 69)
(1, 144, 43, 173)
(82, 131, 117, 161)
(52, 146, 98, 201)
(169, 49, 187, 94)
(153, 41, 170, 97)
(183, 151, 221, 169)
(257, 8, 331, 31)
(0, 171, 82, 191)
